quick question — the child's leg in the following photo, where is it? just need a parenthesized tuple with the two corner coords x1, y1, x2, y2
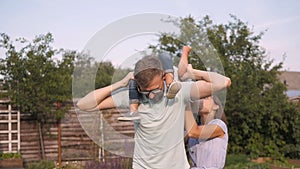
(158, 52, 175, 87)
(158, 52, 174, 76)
(129, 79, 139, 112)
(178, 46, 191, 80)
(130, 103, 139, 112)
(164, 72, 174, 87)
(118, 79, 141, 121)
(158, 52, 182, 99)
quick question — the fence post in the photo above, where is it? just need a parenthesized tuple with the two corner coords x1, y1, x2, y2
(38, 122, 45, 159)
(57, 101, 62, 167)
(8, 104, 12, 152)
(17, 109, 20, 152)
(58, 120, 62, 167)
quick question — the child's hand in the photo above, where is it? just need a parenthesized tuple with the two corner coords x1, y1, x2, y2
(182, 46, 192, 54)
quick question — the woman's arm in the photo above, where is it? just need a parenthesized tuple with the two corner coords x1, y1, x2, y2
(76, 72, 133, 111)
(183, 64, 231, 99)
(185, 110, 225, 139)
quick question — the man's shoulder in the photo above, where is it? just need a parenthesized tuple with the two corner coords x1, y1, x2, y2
(178, 81, 193, 93)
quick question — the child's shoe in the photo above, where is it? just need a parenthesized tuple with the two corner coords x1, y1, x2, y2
(117, 111, 141, 121)
(166, 81, 182, 99)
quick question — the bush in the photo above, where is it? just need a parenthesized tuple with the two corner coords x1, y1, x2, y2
(84, 157, 132, 169)
(0, 152, 22, 160)
(26, 160, 55, 169)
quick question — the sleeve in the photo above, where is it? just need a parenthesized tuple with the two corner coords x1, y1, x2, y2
(209, 119, 228, 134)
(179, 81, 193, 104)
(111, 87, 130, 108)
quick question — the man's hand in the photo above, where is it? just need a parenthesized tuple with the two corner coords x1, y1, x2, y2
(119, 72, 134, 87)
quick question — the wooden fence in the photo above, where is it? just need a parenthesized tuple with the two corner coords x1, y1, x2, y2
(0, 100, 135, 165)
(0, 100, 20, 153)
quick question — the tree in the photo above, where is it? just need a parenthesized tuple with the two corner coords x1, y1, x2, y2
(153, 15, 300, 159)
(0, 33, 75, 122)
(95, 61, 115, 89)
(72, 53, 117, 98)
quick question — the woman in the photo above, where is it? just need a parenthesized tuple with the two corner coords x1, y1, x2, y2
(185, 95, 228, 169)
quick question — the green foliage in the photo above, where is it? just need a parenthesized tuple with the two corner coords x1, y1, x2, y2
(0, 33, 76, 121)
(26, 160, 55, 169)
(225, 154, 299, 169)
(72, 53, 116, 98)
(84, 158, 132, 169)
(0, 33, 117, 121)
(95, 61, 115, 88)
(72, 53, 97, 98)
(0, 152, 22, 160)
(155, 15, 300, 159)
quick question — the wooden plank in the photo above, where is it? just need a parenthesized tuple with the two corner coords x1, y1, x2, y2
(0, 130, 18, 133)
(0, 103, 135, 164)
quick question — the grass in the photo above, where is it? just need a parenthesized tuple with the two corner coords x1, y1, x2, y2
(24, 154, 300, 169)
(225, 154, 300, 169)
(225, 154, 269, 169)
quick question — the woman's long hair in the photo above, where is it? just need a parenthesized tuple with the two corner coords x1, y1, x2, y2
(212, 95, 227, 124)
(196, 95, 228, 125)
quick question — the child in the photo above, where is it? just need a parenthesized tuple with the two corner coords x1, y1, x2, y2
(118, 46, 191, 121)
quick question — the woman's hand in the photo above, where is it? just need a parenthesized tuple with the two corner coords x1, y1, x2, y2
(181, 64, 195, 81)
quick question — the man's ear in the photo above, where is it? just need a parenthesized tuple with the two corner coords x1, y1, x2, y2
(162, 73, 166, 80)
(212, 104, 219, 111)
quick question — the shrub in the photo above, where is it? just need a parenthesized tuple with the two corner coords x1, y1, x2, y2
(0, 152, 22, 160)
(26, 160, 55, 169)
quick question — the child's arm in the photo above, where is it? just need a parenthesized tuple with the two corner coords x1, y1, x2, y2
(178, 46, 191, 80)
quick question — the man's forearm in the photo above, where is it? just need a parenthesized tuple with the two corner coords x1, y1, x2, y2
(76, 72, 133, 111)
(76, 81, 123, 111)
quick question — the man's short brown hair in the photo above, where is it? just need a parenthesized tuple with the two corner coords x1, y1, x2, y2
(134, 55, 164, 89)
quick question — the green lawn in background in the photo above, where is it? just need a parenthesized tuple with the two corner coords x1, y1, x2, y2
(225, 154, 300, 169)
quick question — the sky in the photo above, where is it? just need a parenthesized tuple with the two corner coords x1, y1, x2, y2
(1, 0, 300, 71)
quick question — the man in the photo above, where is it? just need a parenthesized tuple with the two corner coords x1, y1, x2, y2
(77, 53, 231, 169)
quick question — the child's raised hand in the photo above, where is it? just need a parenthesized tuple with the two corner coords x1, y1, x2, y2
(182, 46, 192, 54)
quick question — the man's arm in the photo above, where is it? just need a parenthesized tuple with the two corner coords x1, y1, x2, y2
(76, 72, 133, 111)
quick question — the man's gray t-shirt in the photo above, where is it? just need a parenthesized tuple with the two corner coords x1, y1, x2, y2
(113, 81, 192, 169)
